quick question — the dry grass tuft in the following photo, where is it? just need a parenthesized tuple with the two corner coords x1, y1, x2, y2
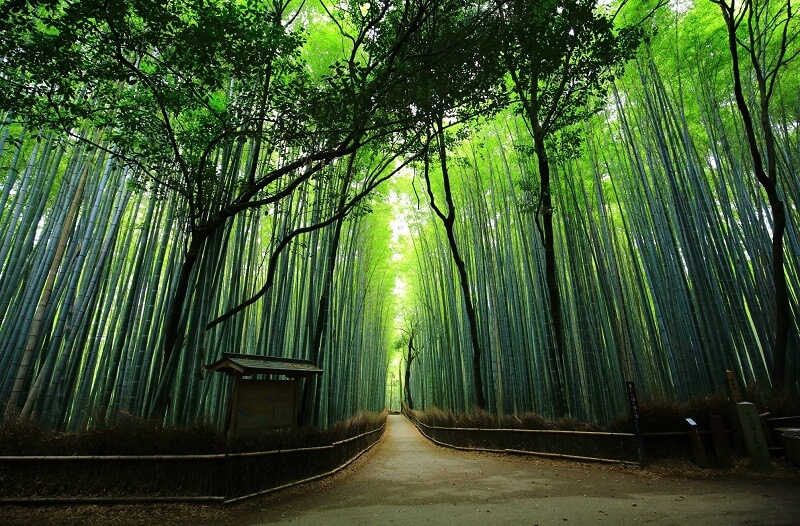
(0, 410, 48, 455)
(505, 412, 555, 430)
(605, 392, 733, 433)
(411, 389, 800, 436)
(0, 410, 388, 456)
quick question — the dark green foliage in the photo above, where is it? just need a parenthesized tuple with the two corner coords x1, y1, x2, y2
(497, 0, 653, 415)
(0, 0, 321, 204)
(500, 0, 645, 136)
(406, 0, 798, 423)
(0, 1, 423, 424)
(709, 0, 798, 393)
(370, 1, 507, 124)
(1, 0, 797, 439)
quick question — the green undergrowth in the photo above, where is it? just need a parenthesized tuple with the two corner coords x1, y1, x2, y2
(409, 387, 800, 434)
(0, 410, 387, 456)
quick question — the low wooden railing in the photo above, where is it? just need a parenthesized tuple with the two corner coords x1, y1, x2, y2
(403, 409, 750, 467)
(0, 424, 384, 504)
(404, 410, 639, 464)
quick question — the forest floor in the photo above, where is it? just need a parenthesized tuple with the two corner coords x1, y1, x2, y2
(3, 413, 799, 525)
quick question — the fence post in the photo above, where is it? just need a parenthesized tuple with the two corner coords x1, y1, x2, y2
(708, 415, 733, 468)
(625, 382, 647, 467)
(685, 418, 708, 468)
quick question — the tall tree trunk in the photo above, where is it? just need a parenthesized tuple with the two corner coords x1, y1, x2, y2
(424, 120, 487, 410)
(508, 56, 569, 415)
(715, 0, 791, 393)
(149, 233, 205, 419)
(303, 152, 357, 425)
(533, 133, 567, 415)
(404, 332, 415, 410)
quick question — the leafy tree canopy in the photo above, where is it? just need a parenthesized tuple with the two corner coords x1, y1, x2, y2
(500, 0, 647, 138)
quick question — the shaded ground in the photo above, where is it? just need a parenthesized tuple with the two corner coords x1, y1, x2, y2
(4, 414, 799, 525)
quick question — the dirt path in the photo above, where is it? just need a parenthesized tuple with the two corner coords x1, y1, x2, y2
(4, 414, 799, 525)
(233, 414, 799, 525)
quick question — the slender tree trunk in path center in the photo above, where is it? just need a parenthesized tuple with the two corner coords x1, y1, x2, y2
(534, 135, 566, 415)
(150, 232, 205, 419)
(424, 121, 487, 411)
(714, 0, 794, 393)
(771, 199, 789, 392)
(405, 333, 415, 410)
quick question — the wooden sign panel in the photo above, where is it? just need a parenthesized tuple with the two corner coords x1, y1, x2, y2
(232, 379, 299, 433)
(726, 370, 742, 403)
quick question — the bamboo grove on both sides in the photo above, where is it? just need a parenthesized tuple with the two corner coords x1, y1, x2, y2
(0, 0, 798, 431)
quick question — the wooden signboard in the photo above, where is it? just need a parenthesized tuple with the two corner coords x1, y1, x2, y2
(230, 378, 300, 434)
(726, 370, 742, 403)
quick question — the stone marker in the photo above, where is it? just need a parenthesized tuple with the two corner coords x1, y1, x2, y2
(735, 402, 773, 472)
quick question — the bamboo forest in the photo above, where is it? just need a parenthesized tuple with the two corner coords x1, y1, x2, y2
(0, 0, 798, 433)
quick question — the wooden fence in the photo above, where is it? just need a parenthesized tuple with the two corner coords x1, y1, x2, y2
(404, 410, 640, 464)
(0, 424, 384, 504)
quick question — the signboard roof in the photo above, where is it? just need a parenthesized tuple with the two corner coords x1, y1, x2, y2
(205, 353, 323, 377)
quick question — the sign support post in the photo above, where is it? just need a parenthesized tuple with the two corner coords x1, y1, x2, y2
(626, 381, 646, 467)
